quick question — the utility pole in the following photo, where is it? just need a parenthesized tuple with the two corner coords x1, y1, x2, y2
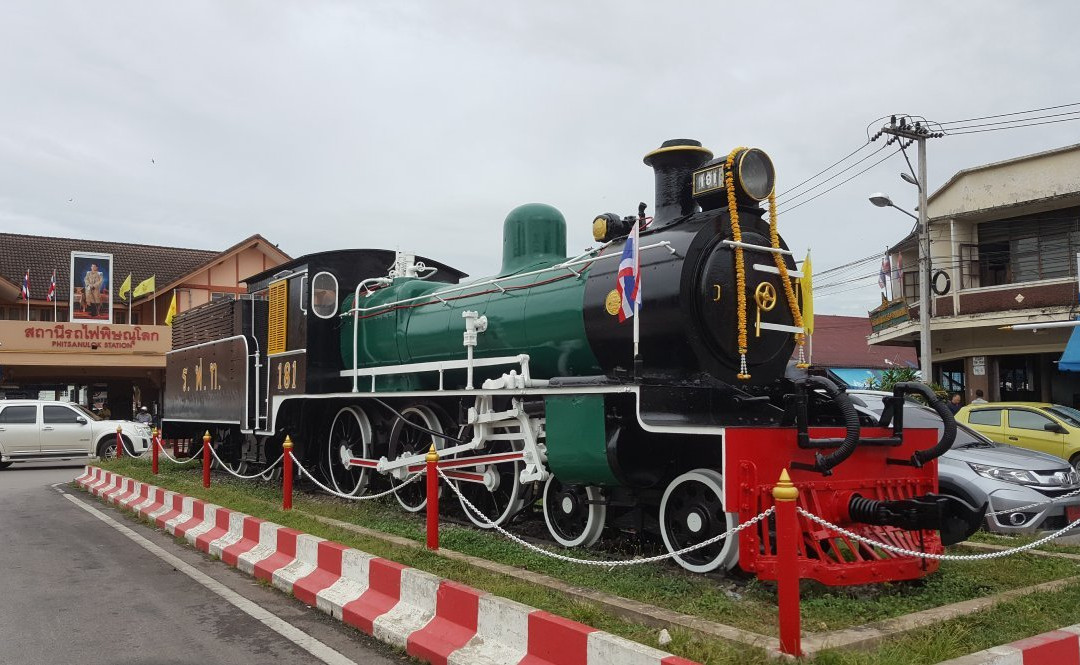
(875, 116, 943, 385)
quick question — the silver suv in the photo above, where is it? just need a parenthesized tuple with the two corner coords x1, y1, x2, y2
(0, 400, 152, 467)
(848, 390, 1080, 534)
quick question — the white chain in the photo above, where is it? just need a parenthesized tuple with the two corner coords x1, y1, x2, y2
(986, 485, 1080, 517)
(291, 452, 421, 501)
(438, 467, 773, 567)
(797, 507, 1080, 561)
(157, 441, 202, 465)
(207, 443, 284, 479)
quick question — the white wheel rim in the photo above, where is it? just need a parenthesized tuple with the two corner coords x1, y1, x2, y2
(542, 476, 606, 548)
(659, 468, 740, 573)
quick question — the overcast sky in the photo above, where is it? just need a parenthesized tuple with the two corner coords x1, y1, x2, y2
(2, 2, 1078, 315)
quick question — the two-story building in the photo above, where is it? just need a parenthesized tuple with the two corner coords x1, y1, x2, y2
(869, 143, 1080, 405)
(0, 232, 290, 419)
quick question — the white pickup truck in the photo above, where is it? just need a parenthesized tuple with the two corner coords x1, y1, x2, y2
(0, 400, 152, 467)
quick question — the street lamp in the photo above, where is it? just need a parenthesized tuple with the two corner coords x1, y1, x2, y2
(869, 191, 932, 384)
(869, 193, 919, 222)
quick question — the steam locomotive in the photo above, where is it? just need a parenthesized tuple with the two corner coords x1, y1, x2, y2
(164, 139, 983, 584)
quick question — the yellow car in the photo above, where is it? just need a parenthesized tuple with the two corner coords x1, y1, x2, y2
(956, 402, 1080, 471)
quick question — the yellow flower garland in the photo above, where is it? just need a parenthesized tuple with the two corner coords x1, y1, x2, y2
(767, 192, 808, 368)
(724, 147, 751, 380)
(726, 147, 809, 379)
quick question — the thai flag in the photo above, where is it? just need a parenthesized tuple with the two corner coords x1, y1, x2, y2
(616, 222, 641, 322)
(878, 256, 890, 290)
(46, 269, 56, 302)
(20, 269, 29, 300)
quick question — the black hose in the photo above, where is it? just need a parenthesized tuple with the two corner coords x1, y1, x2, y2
(894, 382, 956, 466)
(797, 375, 861, 475)
(370, 398, 468, 444)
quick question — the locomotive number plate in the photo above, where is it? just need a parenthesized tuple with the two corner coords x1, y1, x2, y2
(269, 354, 306, 396)
(692, 164, 725, 196)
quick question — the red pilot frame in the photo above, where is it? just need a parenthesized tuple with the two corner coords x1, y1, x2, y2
(726, 426, 942, 586)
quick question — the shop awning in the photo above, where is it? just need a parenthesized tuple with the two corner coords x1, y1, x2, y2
(1060, 327, 1080, 372)
(828, 367, 883, 388)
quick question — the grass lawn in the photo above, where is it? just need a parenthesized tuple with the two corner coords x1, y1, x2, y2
(85, 458, 1080, 664)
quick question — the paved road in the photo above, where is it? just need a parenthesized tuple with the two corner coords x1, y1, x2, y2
(0, 462, 409, 665)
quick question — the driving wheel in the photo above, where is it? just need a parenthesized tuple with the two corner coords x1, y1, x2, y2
(387, 405, 444, 512)
(325, 405, 373, 496)
(454, 427, 526, 528)
(542, 476, 606, 548)
(659, 468, 740, 573)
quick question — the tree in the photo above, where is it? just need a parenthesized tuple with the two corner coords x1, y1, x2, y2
(864, 367, 948, 401)
(864, 368, 919, 392)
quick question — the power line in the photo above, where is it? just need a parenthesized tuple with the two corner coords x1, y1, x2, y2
(776, 141, 873, 199)
(815, 257, 880, 278)
(776, 149, 901, 215)
(938, 102, 1080, 126)
(776, 143, 889, 204)
(942, 109, 1080, 132)
(947, 115, 1080, 135)
(814, 252, 883, 275)
(815, 280, 888, 298)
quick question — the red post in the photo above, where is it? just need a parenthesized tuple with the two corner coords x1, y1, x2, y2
(282, 436, 294, 510)
(773, 469, 802, 657)
(425, 444, 439, 551)
(151, 428, 159, 475)
(115, 425, 123, 459)
(202, 430, 211, 488)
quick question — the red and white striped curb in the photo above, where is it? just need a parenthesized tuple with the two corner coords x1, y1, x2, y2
(75, 467, 697, 665)
(935, 626, 1080, 665)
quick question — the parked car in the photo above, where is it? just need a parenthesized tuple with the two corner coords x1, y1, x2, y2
(956, 402, 1080, 471)
(848, 391, 1080, 534)
(0, 399, 152, 467)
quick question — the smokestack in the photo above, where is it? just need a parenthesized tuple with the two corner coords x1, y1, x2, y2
(642, 139, 714, 227)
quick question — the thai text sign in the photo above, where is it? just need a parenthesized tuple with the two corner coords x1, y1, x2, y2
(164, 337, 247, 424)
(0, 320, 170, 354)
(869, 299, 911, 332)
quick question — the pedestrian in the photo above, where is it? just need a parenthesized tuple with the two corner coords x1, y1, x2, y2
(971, 389, 988, 404)
(135, 406, 152, 424)
(948, 393, 962, 414)
(99, 402, 111, 419)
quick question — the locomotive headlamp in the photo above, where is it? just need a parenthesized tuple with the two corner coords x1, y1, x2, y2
(692, 148, 776, 204)
(734, 148, 775, 201)
(593, 215, 612, 242)
(592, 212, 631, 243)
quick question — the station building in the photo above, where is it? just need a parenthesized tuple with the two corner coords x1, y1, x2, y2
(0, 233, 290, 419)
(868, 143, 1080, 406)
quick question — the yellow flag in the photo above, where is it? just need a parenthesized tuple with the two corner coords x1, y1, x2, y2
(117, 274, 132, 302)
(801, 250, 814, 335)
(164, 291, 177, 326)
(132, 275, 155, 298)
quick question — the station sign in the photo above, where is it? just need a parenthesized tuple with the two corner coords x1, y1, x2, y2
(0, 320, 170, 354)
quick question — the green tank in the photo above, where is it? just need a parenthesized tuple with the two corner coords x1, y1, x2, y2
(340, 203, 602, 390)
